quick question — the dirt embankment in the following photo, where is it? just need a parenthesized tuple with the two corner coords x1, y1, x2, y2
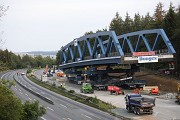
(134, 71, 179, 93)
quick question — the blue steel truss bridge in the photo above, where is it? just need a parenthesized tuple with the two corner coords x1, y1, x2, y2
(58, 29, 176, 85)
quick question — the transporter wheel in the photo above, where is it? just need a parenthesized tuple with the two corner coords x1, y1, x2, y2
(178, 100, 180, 105)
(126, 106, 131, 113)
(84, 90, 87, 94)
(133, 108, 137, 114)
(80, 89, 83, 93)
(136, 108, 141, 115)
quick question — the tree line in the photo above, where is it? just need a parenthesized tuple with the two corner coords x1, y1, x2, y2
(57, 2, 180, 77)
(0, 49, 55, 72)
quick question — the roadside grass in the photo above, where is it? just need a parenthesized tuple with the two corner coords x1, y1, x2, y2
(27, 74, 116, 112)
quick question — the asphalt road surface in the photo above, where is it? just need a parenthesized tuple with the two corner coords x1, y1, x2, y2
(0, 71, 120, 120)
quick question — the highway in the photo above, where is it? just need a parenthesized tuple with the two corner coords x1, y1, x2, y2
(0, 71, 120, 120)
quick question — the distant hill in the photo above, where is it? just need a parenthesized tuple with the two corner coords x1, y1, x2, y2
(26, 51, 58, 55)
(15, 51, 58, 59)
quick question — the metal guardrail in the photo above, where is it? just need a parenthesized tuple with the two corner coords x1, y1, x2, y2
(13, 75, 54, 105)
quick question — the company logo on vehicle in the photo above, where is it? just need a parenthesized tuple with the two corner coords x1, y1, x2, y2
(138, 56, 158, 63)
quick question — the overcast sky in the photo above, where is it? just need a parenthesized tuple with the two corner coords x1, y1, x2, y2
(0, 0, 179, 52)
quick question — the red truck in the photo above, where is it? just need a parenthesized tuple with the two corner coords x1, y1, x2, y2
(108, 86, 124, 95)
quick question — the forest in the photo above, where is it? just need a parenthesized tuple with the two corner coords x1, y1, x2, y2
(0, 49, 55, 72)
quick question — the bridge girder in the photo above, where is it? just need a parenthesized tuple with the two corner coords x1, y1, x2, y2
(59, 29, 176, 70)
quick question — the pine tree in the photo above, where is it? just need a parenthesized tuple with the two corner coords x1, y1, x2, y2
(163, 2, 176, 39)
(153, 2, 165, 28)
(109, 12, 124, 35)
(124, 12, 133, 33)
(133, 13, 142, 31)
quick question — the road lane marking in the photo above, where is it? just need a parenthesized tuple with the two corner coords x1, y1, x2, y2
(15, 86, 16, 87)
(41, 117, 47, 120)
(20, 92, 23, 94)
(60, 104, 67, 108)
(81, 114, 92, 119)
(63, 118, 72, 120)
(19, 89, 21, 91)
(25, 94, 28, 96)
(0, 73, 7, 79)
(47, 107, 54, 111)
(28, 97, 32, 100)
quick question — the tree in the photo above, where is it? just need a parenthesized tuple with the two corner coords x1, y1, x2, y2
(141, 13, 154, 29)
(22, 101, 46, 120)
(163, 3, 176, 39)
(133, 13, 142, 31)
(124, 12, 133, 33)
(153, 2, 165, 28)
(0, 79, 46, 120)
(34, 55, 44, 68)
(56, 49, 62, 65)
(84, 31, 94, 36)
(109, 12, 124, 35)
(173, 5, 180, 77)
(22, 54, 35, 68)
(0, 80, 23, 120)
(43, 56, 55, 68)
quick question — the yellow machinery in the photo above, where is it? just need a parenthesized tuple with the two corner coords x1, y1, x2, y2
(176, 83, 180, 104)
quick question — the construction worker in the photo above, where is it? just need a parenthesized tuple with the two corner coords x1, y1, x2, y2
(134, 88, 140, 94)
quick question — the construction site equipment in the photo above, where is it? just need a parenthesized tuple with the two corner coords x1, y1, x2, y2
(125, 94, 155, 115)
(176, 83, 180, 104)
(149, 87, 159, 95)
(107, 86, 124, 95)
(57, 71, 64, 77)
(143, 86, 159, 95)
(80, 83, 94, 94)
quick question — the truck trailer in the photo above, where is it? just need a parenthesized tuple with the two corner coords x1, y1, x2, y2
(125, 94, 155, 115)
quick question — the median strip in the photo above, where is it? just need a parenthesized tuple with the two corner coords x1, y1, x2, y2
(13, 75, 54, 105)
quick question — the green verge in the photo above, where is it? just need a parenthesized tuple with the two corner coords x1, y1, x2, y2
(27, 74, 115, 111)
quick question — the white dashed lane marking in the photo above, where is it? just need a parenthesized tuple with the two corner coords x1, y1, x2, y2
(47, 107, 54, 111)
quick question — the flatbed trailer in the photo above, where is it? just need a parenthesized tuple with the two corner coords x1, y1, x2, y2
(125, 94, 155, 115)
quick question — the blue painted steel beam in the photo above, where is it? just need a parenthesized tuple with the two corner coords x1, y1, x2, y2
(141, 34, 151, 51)
(59, 29, 176, 69)
(60, 56, 122, 69)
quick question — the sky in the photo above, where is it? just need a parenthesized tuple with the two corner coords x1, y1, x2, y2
(0, 0, 179, 52)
